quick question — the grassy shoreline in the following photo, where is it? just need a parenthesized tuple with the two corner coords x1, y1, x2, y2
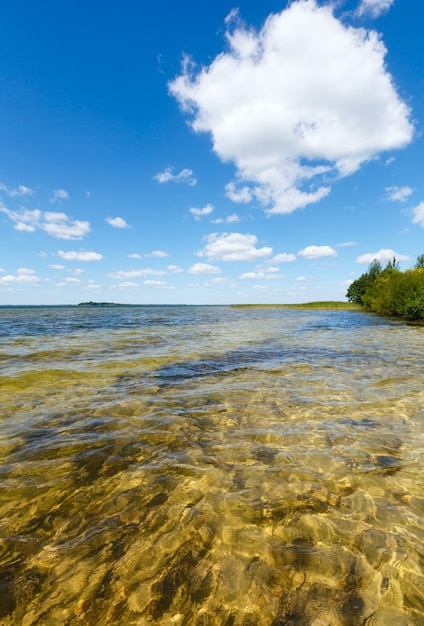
(232, 301, 362, 310)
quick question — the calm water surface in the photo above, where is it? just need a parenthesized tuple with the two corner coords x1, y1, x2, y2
(0, 306, 424, 625)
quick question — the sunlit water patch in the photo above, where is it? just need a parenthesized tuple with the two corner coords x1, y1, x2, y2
(1, 306, 424, 625)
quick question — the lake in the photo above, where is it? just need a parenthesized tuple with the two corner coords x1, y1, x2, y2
(0, 305, 423, 625)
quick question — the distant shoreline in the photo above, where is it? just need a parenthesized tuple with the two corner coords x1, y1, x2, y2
(1, 301, 361, 310)
(231, 301, 362, 310)
(77, 301, 361, 310)
(78, 301, 122, 307)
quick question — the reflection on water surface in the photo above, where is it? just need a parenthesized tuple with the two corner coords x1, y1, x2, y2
(0, 306, 424, 625)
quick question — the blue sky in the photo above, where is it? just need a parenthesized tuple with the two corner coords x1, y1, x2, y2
(1, 0, 423, 305)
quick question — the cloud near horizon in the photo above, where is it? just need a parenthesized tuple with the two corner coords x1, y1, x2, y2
(188, 262, 222, 275)
(0, 267, 40, 285)
(144, 280, 166, 286)
(356, 248, 410, 264)
(169, 0, 413, 216)
(197, 232, 272, 262)
(56, 250, 103, 261)
(107, 269, 167, 280)
(298, 245, 337, 259)
(240, 267, 282, 280)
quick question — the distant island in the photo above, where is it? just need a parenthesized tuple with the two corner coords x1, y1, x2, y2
(78, 301, 122, 307)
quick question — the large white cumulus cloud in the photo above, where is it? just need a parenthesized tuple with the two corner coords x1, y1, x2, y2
(169, 0, 413, 215)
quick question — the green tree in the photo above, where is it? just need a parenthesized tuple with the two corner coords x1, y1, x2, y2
(385, 257, 400, 271)
(414, 254, 424, 270)
(361, 268, 424, 320)
(368, 259, 383, 278)
(346, 260, 382, 305)
(346, 255, 424, 321)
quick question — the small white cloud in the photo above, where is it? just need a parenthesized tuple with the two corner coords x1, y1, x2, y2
(189, 204, 214, 220)
(385, 186, 413, 202)
(0, 268, 40, 285)
(167, 264, 183, 273)
(0, 207, 40, 232)
(50, 189, 69, 203)
(107, 269, 166, 279)
(106, 216, 130, 228)
(65, 277, 81, 284)
(68, 268, 85, 276)
(272, 252, 296, 263)
(1, 206, 90, 239)
(356, 248, 410, 263)
(0, 183, 34, 197)
(240, 271, 266, 279)
(49, 264, 66, 270)
(298, 245, 337, 259)
(188, 262, 222, 275)
(411, 202, 424, 227)
(335, 241, 357, 247)
(155, 167, 197, 186)
(240, 266, 282, 280)
(197, 232, 272, 262)
(117, 281, 139, 288)
(211, 277, 237, 286)
(148, 250, 170, 258)
(18, 268, 34, 276)
(83, 281, 100, 290)
(128, 253, 142, 259)
(357, 0, 395, 18)
(211, 213, 241, 224)
(42, 212, 90, 239)
(108, 270, 141, 279)
(144, 280, 166, 286)
(57, 250, 103, 261)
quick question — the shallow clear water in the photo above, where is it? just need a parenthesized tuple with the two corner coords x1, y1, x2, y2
(0, 305, 424, 625)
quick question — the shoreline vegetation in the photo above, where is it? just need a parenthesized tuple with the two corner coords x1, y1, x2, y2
(232, 301, 361, 310)
(346, 254, 424, 323)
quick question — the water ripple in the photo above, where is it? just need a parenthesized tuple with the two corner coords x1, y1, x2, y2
(0, 306, 424, 624)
